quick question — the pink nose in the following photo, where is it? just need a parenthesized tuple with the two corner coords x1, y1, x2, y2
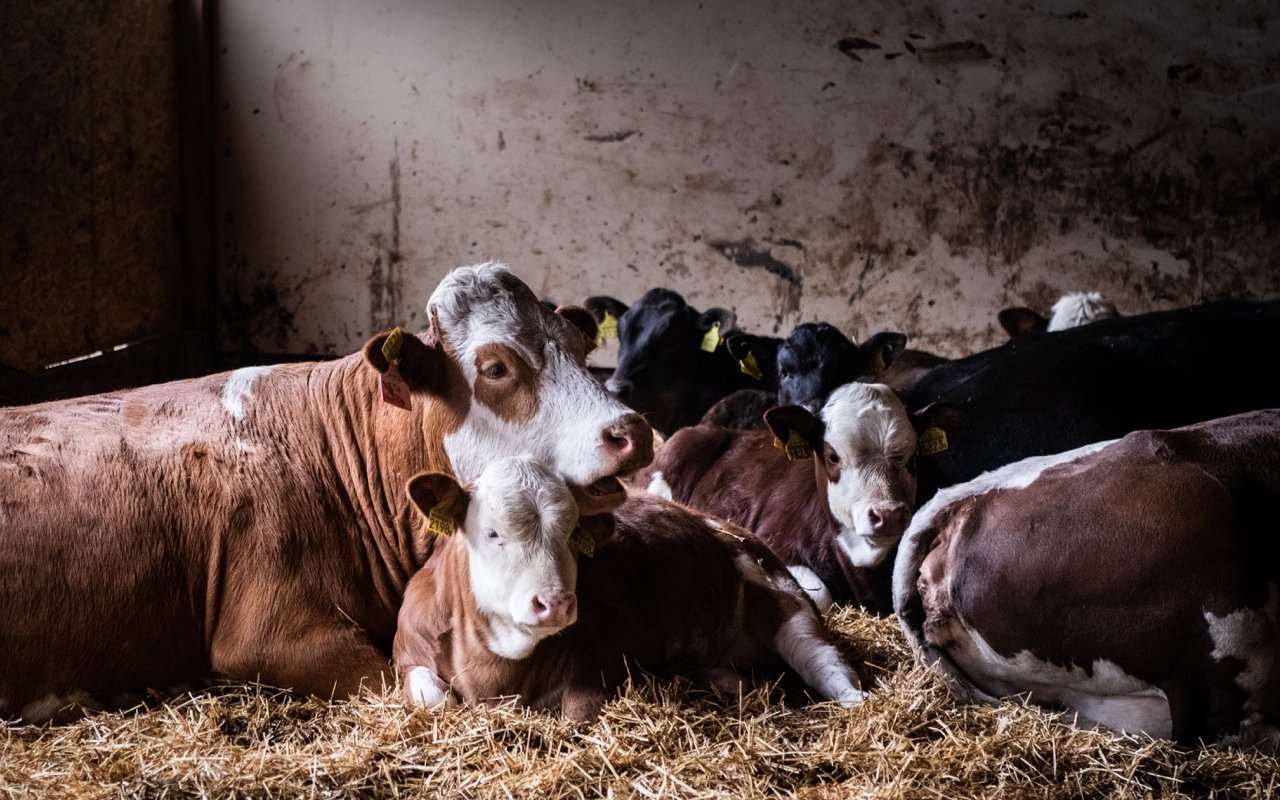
(531, 591, 578, 628)
(601, 412, 654, 471)
(867, 502, 911, 538)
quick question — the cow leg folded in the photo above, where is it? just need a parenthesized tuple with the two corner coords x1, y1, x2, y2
(213, 624, 393, 700)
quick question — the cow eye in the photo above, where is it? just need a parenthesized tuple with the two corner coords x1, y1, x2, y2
(827, 450, 841, 466)
(480, 361, 508, 380)
(484, 529, 502, 542)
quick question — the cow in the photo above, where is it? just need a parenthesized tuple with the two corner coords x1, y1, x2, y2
(640, 382, 918, 614)
(584, 289, 759, 435)
(699, 324, 918, 429)
(393, 455, 865, 720)
(997, 291, 1121, 339)
(902, 299, 1280, 504)
(894, 410, 1280, 749)
(0, 262, 653, 722)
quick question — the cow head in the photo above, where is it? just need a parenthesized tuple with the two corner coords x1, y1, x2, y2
(585, 289, 740, 435)
(776, 323, 908, 416)
(765, 382, 917, 567)
(364, 262, 652, 515)
(999, 291, 1120, 338)
(405, 458, 613, 659)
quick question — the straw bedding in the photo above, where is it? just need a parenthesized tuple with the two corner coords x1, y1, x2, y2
(3, 608, 1275, 799)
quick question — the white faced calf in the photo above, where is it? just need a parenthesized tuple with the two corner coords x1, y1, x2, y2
(394, 456, 866, 720)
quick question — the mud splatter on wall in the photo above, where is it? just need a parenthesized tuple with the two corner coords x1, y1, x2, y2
(215, 0, 1278, 359)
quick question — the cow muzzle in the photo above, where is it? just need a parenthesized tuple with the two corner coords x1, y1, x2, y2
(529, 589, 578, 630)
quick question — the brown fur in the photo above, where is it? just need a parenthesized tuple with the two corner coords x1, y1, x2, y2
(637, 425, 893, 612)
(394, 493, 834, 721)
(907, 410, 1280, 746)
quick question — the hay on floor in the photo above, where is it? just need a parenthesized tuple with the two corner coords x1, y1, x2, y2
(3, 608, 1276, 799)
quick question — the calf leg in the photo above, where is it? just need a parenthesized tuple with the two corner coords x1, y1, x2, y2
(741, 578, 863, 707)
(400, 665, 456, 708)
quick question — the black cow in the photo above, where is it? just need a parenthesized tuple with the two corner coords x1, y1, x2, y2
(700, 325, 917, 429)
(901, 299, 1280, 504)
(585, 290, 773, 435)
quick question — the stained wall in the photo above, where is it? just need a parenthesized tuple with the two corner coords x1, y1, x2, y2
(214, 0, 1278, 360)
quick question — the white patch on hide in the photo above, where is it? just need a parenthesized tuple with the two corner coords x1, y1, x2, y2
(949, 621, 1172, 738)
(787, 565, 834, 614)
(1047, 291, 1119, 331)
(1204, 583, 1279, 716)
(221, 366, 272, 422)
(646, 471, 674, 500)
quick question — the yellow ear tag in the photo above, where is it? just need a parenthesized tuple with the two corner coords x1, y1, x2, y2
(700, 322, 722, 353)
(919, 427, 949, 456)
(425, 504, 456, 536)
(570, 528, 595, 558)
(381, 326, 405, 363)
(598, 311, 618, 342)
(739, 350, 763, 380)
(772, 429, 812, 461)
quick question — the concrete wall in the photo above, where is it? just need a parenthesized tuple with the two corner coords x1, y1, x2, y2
(215, 0, 1278, 361)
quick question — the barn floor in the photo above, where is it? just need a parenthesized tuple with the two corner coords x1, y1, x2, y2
(2, 608, 1275, 799)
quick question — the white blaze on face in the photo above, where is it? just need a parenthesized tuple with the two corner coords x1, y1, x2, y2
(428, 262, 647, 508)
(819, 383, 917, 567)
(462, 457, 581, 660)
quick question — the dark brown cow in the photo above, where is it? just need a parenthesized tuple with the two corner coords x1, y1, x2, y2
(0, 262, 652, 722)
(639, 382, 917, 614)
(393, 456, 864, 720)
(895, 410, 1280, 749)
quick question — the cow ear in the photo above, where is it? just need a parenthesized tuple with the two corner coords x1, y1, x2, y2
(363, 329, 451, 391)
(724, 333, 780, 382)
(861, 331, 907, 370)
(698, 307, 737, 334)
(405, 472, 471, 531)
(912, 402, 968, 434)
(998, 307, 1048, 338)
(555, 305, 600, 355)
(584, 296, 630, 323)
(578, 513, 615, 547)
(764, 404, 825, 450)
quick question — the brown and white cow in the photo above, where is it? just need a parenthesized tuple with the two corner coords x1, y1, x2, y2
(639, 382, 918, 614)
(0, 262, 652, 722)
(393, 456, 865, 720)
(894, 410, 1280, 749)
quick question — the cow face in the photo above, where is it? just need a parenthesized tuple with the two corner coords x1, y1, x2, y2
(406, 458, 584, 660)
(586, 289, 738, 435)
(776, 324, 908, 416)
(776, 323, 864, 415)
(367, 263, 652, 515)
(766, 382, 917, 567)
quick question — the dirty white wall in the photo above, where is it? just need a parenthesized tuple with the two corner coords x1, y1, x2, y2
(215, 0, 1278, 361)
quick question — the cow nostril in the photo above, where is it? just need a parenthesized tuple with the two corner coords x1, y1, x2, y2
(602, 425, 633, 455)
